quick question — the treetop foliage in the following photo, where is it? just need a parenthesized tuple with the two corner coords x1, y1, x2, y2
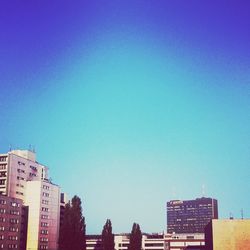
(59, 195, 86, 250)
(102, 219, 114, 250)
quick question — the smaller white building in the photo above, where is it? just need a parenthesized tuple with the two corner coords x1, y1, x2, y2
(143, 233, 165, 250)
(165, 233, 205, 250)
(87, 232, 204, 250)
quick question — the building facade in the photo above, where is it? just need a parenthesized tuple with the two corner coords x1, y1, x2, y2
(86, 233, 165, 250)
(86, 235, 102, 250)
(25, 180, 60, 250)
(205, 219, 250, 250)
(167, 197, 218, 234)
(143, 233, 165, 250)
(0, 150, 48, 199)
(86, 233, 205, 250)
(0, 195, 27, 250)
(165, 233, 205, 250)
(0, 149, 61, 250)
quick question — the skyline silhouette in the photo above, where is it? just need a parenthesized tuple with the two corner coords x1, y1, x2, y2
(0, 1, 249, 234)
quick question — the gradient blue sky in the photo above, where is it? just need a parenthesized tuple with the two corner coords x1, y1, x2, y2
(0, 1, 250, 234)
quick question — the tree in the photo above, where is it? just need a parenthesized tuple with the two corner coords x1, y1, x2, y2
(102, 219, 114, 250)
(59, 202, 72, 250)
(59, 195, 86, 250)
(128, 223, 142, 250)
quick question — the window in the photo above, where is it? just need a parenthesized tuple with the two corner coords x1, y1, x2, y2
(0, 157, 7, 162)
(17, 169, 25, 174)
(16, 184, 24, 188)
(40, 237, 48, 242)
(10, 202, 19, 207)
(43, 185, 50, 190)
(0, 172, 6, 177)
(9, 227, 18, 232)
(0, 227, 4, 232)
(41, 215, 49, 219)
(42, 192, 49, 197)
(10, 210, 19, 215)
(0, 165, 6, 170)
(8, 244, 18, 249)
(42, 200, 49, 205)
(16, 191, 24, 196)
(40, 245, 48, 249)
(8, 236, 18, 241)
(0, 180, 5, 186)
(41, 207, 49, 212)
(0, 200, 6, 205)
(30, 165, 37, 171)
(9, 218, 19, 224)
(41, 222, 49, 227)
(0, 209, 5, 214)
(41, 229, 48, 235)
(29, 173, 36, 177)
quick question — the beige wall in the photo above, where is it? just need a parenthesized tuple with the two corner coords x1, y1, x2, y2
(26, 181, 41, 250)
(25, 180, 60, 250)
(212, 219, 250, 250)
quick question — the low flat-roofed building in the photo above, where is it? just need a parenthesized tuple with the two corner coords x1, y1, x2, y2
(205, 219, 250, 250)
(165, 233, 205, 250)
(87, 233, 165, 250)
(143, 233, 165, 250)
(86, 235, 103, 250)
(115, 234, 130, 250)
(87, 232, 204, 250)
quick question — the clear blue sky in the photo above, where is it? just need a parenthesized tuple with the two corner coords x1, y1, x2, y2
(0, 1, 249, 234)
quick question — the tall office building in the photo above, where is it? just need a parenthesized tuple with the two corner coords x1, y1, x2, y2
(167, 197, 218, 234)
(0, 149, 61, 250)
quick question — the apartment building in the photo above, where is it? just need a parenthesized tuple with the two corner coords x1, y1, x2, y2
(0, 195, 27, 250)
(0, 149, 61, 250)
(0, 150, 48, 199)
(25, 180, 60, 250)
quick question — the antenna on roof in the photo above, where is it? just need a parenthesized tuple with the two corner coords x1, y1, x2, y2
(29, 144, 32, 151)
(33, 145, 36, 153)
(229, 212, 234, 220)
(241, 208, 244, 219)
(172, 186, 176, 199)
(9, 144, 12, 151)
(202, 184, 206, 197)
